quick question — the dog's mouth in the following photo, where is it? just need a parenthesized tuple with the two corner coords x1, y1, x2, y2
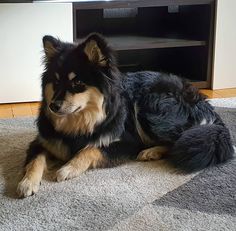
(72, 106, 82, 113)
(48, 105, 82, 117)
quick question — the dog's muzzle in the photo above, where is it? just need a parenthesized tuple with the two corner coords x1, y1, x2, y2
(49, 101, 63, 113)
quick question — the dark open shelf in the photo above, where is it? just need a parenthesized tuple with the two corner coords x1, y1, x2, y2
(73, 0, 216, 88)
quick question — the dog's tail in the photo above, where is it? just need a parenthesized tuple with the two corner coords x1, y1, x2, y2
(167, 124, 235, 173)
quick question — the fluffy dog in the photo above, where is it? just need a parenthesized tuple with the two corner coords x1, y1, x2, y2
(17, 33, 234, 198)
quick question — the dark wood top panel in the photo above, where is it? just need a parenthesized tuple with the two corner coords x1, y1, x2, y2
(73, 0, 214, 10)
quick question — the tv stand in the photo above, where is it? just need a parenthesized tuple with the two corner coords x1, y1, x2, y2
(73, 0, 216, 88)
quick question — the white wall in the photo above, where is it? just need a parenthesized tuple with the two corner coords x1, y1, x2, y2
(1, 2, 235, 103)
(0, 3, 73, 103)
(212, 0, 236, 89)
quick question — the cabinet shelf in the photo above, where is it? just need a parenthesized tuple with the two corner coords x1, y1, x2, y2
(104, 35, 206, 51)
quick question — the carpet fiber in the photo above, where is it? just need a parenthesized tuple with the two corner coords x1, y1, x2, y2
(0, 98, 236, 231)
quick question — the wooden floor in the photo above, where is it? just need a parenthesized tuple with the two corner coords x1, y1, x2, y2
(0, 88, 236, 119)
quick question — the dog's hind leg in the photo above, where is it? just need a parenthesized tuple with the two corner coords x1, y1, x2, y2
(137, 146, 169, 161)
(17, 140, 47, 198)
(56, 147, 107, 182)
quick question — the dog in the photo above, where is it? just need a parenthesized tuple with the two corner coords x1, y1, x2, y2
(17, 33, 234, 198)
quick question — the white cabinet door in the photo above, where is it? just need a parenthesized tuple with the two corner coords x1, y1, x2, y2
(213, 0, 236, 89)
(0, 3, 73, 103)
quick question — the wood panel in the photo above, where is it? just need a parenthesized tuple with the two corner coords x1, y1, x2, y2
(73, 0, 214, 10)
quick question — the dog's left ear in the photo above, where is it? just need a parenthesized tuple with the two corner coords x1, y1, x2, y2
(81, 33, 114, 66)
(43, 35, 61, 60)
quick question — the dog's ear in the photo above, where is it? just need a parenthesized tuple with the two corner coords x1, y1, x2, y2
(43, 35, 61, 60)
(81, 33, 114, 66)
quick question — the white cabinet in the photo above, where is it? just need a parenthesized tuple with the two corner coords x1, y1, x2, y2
(0, 1, 235, 103)
(212, 0, 236, 89)
(0, 3, 73, 103)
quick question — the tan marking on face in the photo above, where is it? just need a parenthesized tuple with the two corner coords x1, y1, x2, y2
(63, 90, 91, 112)
(44, 83, 54, 105)
(55, 73, 60, 80)
(56, 147, 107, 182)
(68, 72, 76, 80)
(17, 153, 47, 198)
(47, 86, 106, 135)
(84, 40, 107, 66)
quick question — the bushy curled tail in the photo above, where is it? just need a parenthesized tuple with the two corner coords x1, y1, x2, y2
(167, 124, 234, 173)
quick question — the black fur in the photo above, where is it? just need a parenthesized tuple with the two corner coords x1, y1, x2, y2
(26, 33, 234, 173)
(168, 124, 234, 172)
(124, 71, 234, 171)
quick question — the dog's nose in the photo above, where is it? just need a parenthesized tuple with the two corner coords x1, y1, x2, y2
(49, 101, 62, 113)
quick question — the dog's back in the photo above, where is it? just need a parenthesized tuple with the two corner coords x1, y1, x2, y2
(124, 71, 234, 172)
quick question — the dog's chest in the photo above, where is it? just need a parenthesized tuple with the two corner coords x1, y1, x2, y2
(39, 136, 71, 161)
(38, 134, 115, 161)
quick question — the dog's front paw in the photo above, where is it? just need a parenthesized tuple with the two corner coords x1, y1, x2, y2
(17, 177, 40, 198)
(56, 164, 80, 182)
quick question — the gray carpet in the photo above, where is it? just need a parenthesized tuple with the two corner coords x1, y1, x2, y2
(0, 98, 236, 231)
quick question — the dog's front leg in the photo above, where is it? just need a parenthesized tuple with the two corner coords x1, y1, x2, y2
(17, 152, 47, 198)
(56, 147, 106, 182)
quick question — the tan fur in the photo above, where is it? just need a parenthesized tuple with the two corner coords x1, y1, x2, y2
(17, 153, 47, 197)
(44, 83, 54, 105)
(56, 147, 106, 182)
(134, 102, 155, 146)
(137, 146, 169, 161)
(84, 40, 107, 66)
(68, 72, 76, 80)
(65, 89, 91, 112)
(47, 86, 106, 135)
(39, 136, 70, 162)
(44, 41, 58, 59)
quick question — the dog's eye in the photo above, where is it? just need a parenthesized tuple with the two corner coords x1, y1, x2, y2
(72, 79, 85, 87)
(72, 79, 86, 92)
(74, 79, 81, 86)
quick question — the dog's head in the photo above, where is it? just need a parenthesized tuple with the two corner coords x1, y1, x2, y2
(41, 33, 121, 135)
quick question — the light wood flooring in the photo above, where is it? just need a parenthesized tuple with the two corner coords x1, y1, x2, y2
(0, 88, 236, 119)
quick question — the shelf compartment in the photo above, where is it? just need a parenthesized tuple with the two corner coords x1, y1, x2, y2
(117, 46, 208, 82)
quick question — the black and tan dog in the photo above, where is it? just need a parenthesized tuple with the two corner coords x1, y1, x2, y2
(17, 33, 234, 198)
